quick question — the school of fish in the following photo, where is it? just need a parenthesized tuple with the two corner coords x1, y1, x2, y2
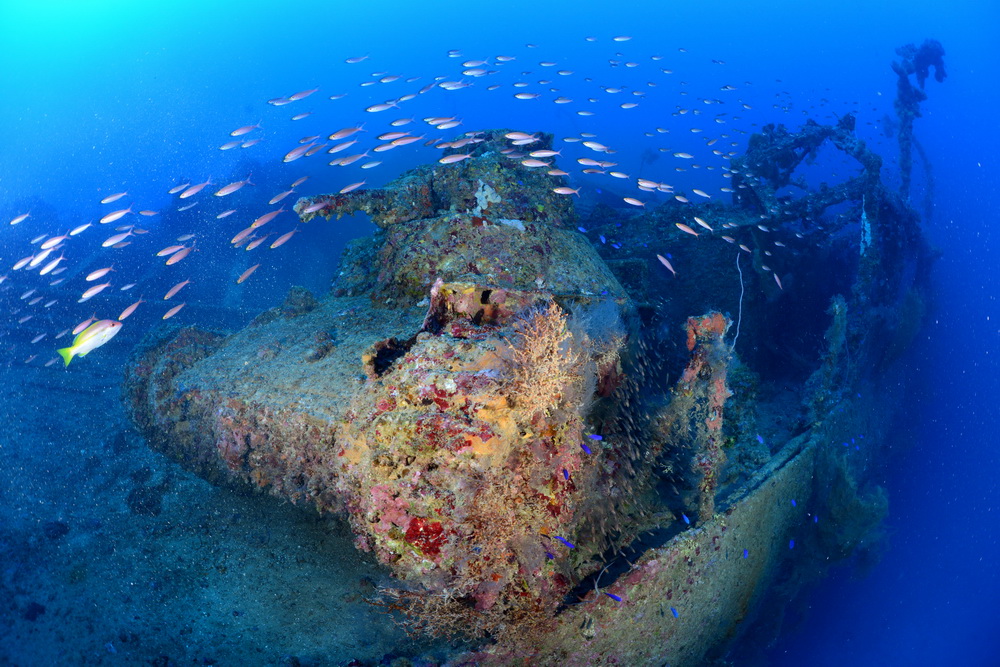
(1, 34, 844, 368)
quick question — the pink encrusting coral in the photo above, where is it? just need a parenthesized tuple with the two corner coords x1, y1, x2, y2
(655, 312, 733, 524)
(333, 282, 632, 632)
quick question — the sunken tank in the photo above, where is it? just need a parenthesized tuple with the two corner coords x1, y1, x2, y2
(124, 122, 933, 664)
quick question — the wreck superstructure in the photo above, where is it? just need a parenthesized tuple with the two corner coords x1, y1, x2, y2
(124, 111, 933, 664)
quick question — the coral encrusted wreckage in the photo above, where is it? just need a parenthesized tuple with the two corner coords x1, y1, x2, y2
(125, 114, 934, 663)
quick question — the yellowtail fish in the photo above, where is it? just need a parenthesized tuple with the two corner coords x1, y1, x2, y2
(237, 264, 260, 284)
(79, 282, 111, 302)
(119, 297, 144, 321)
(339, 152, 368, 165)
(438, 153, 471, 164)
(39, 254, 66, 276)
(100, 191, 128, 204)
(657, 254, 677, 276)
(283, 143, 315, 162)
(156, 244, 185, 257)
(162, 303, 186, 320)
(165, 246, 193, 265)
(378, 131, 409, 141)
(328, 125, 365, 141)
(86, 266, 114, 282)
(245, 235, 270, 251)
(288, 87, 318, 101)
(392, 135, 425, 147)
(102, 229, 133, 247)
(57, 319, 122, 366)
(339, 181, 365, 194)
(28, 247, 54, 268)
(10, 212, 30, 225)
(693, 216, 714, 232)
(231, 227, 255, 245)
(164, 279, 191, 300)
(328, 140, 357, 154)
(230, 121, 261, 137)
(270, 229, 299, 249)
(179, 178, 212, 199)
(552, 187, 580, 196)
(676, 223, 699, 236)
(269, 189, 295, 205)
(215, 175, 253, 197)
(100, 206, 132, 224)
(251, 208, 284, 229)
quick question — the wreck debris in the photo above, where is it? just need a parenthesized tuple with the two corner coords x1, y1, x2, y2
(126, 136, 641, 638)
(892, 39, 946, 200)
(654, 313, 733, 524)
(124, 103, 935, 660)
(729, 114, 882, 227)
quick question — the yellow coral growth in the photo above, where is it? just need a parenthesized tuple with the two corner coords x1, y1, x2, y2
(502, 302, 581, 416)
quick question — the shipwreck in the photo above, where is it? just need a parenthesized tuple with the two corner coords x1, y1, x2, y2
(123, 43, 939, 663)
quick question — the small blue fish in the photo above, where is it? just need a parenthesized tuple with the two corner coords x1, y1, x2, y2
(671, 606, 679, 618)
(789, 539, 795, 549)
(681, 513, 690, 525)
(588, 434, 603, 441)
(562, 469, 570, 480)
(580, 443, 592, 454)
(756, 434, 764, 445)
(554, 536, 575, 549)
(813, 515, 819, 523)
(742, 549, 748, 559)
(599, 234, 607, 244)
(545, 551, 555, 559)
(605, 592, 622, 602)
(790, 499, 796, 507)
(578, 226, 587, 233)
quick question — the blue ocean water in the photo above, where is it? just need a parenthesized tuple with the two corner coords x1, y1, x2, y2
(1, 0, 998, 664)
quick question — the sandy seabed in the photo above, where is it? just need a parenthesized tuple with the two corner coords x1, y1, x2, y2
(0, 347, 460, 666)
